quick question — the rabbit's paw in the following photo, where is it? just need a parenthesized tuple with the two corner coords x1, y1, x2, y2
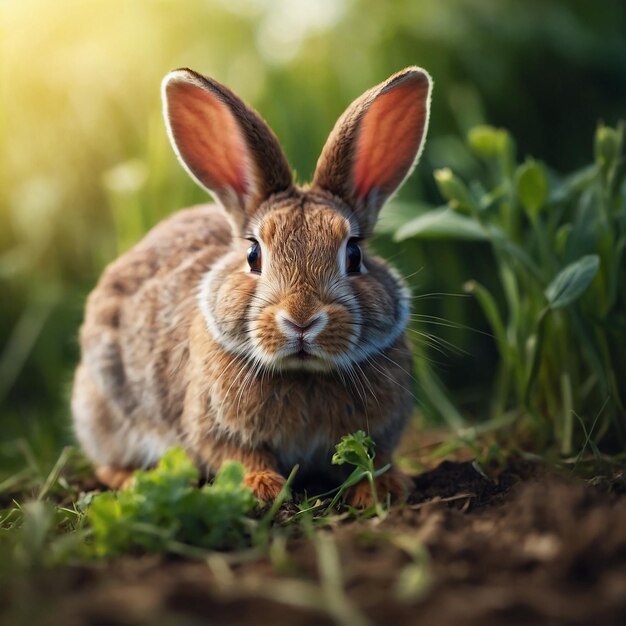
(96, 466, 135, 490)
(348, 471, 414, 509)
(244, 469, 286, 502)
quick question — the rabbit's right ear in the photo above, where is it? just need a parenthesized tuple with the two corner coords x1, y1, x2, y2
(313, 68, 431, 235)
(162, 69, 293, 232)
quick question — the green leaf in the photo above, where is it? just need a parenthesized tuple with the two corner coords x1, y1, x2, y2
(332, 431, 375, 468)
(328, 431, 389, 515)
(149, 446, 198, 483)
(433, 168, 476, 212)
(467, 125, 516, 177)
(467, 125, 512, 159)
(555, 224, 572, 256)
(595, 124, 621, 169)
(394, 208, 487, 242)
(213, 460, 245, 489)
(545, 255, 600, 309)
(516, 159, 548, 218)
(375, 201, 433, 235)
(86, 448, 255, 556)
(551, 164, 599, 202)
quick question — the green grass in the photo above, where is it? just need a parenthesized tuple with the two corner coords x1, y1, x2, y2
(1, 429, 623, 625)
(0, 433, 396, 567)
(397, 122, 626, 454)
(0, 434, 437, 626)
(0, 430, 448, 626)
(0, 438, 397, 626)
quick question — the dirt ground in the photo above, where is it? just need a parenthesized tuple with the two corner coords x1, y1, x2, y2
(3, 459, 626, 626)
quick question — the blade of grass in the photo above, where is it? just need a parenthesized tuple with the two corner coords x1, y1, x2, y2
(560, 373, 574, 456)
(572, 396, 609, 473)
(464, 280, 510, 362)
(314, 531, 372, 626)
(255, 464, 299, 544)
(524, 307, 550, 410)
(37, 447, 72, 501)
(0, 290, 58, 403)
(0, 467, 35, 495)
(414, 357, 465, 427)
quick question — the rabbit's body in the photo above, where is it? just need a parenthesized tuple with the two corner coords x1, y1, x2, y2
(73, 205, 229, 471)
(73, 66, 431, 504)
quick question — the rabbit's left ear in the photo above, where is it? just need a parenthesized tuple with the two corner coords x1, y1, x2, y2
(313, 67, 431, 234)
(162, 68, 292, 233)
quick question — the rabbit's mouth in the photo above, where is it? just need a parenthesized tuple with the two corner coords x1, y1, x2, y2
(285, 346, 316, 363)
(277, 347, 331, 372)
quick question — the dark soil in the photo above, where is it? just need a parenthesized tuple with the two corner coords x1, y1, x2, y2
(4, 460, 626, 626)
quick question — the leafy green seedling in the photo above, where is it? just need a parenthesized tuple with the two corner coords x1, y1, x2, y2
(293, 432, 390, 520)
(86, 448, 256, 557)
(327, 431, 390, 516)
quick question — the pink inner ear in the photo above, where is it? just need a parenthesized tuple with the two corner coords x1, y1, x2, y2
(167, 80, 253, 198)
(353, 77, 429, 200)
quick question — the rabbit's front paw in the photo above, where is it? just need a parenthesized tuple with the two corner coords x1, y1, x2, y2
(243, 469, 286, 502)
(348, 471, 413, 509)
(96, 466, 135, 490)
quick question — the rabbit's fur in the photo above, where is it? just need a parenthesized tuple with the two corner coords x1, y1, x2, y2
(72, 66, 432, 505)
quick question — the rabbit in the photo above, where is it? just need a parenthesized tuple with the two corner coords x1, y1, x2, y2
(72, 65, 432, 507)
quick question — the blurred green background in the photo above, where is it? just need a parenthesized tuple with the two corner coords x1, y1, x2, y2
(1, 0, 625, 472)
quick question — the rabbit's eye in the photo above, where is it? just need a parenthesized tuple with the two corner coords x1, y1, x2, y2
(346, 239, 362, 274)
(247, 240, 262, 273)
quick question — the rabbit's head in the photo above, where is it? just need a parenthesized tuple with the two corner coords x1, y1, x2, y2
(162, 67, 431, 372)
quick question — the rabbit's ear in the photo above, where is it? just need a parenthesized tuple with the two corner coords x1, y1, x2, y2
(162, 69, 292, 232)
(313, 67, 431, 234)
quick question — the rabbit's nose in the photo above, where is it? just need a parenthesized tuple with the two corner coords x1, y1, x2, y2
(276, 311, 327, 338)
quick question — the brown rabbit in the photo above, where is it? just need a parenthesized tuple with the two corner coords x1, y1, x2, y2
(72, 66, 432, 506)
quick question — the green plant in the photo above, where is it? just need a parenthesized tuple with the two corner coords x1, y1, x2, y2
(293, 431, 391, 519)
(396, 122, 626, 454)
(86, 448, 256, 556)
(2, 434, 393, 575)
